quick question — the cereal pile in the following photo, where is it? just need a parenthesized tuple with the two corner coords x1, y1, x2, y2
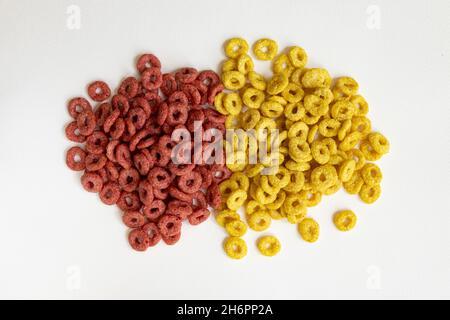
(214, 38, 390, 259)
(65, 53, 228, 251)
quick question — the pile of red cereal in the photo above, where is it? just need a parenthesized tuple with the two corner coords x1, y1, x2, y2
(65, 53, 229, 251)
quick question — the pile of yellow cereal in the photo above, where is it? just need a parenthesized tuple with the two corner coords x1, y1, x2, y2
(214, 38, 390, 259)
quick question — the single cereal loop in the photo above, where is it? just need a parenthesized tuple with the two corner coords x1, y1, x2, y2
(368, 132, 390, 155)
(242, 87, 265, 109)
(267, 73, 289, 95)
(99, 182, 121, 205)
(359, 184, 381, 204)
(248, 71, 266, 91)
(224, 38, 249, 59)
(226, 189, 248, 211)
(288, 46, 308, 68)
(222, 71, 246, 90)
(188, 208, 210, 226)
(225, 220, 247, 237)
(301, 68, 331, 88)
(122, 211, 146, 229)
(87, 81, 111, 102)
(253, 38, 278, 61)
(257, 236, 281, 257)
(223, 237, 247, 259)
(298, 218, 320, 243)
(339, 159, 357, 182)
(273, 54, 294, 75)
(343, 171, 365, 194)
(335, 77, 359, 96)
(128, 229, 149, 252)
(361, 163, 382, 186)
(237, 54, 254, 75)
(81, 172, 103, 193)
(334, 210, 357, 231)
(65, 121, 86, 143)
(136, 53, 161, 73)
(223, 92, 243, 115)
(247, 211, 271, 232)
(68, 97, 92, 119)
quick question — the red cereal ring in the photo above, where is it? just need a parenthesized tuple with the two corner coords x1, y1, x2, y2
(153, 187, 169, 200)
(142, 222, 161, 247)
(65, 121, 86, 143)
(76, 111, 96, 136)
(86, 131, 108, 154)
(85, 153, 107, 171)
(68, 97, 92, 119)
(181, 84, 202, 106)
(161, 73, 178, 97)
(66, 146, 86, 171)
(178, 170, 202, 194)
(118, 168, 140, 192)
(197, 70, 220, 87)
(157, 135, 175, 154)
(210, 164, 232, 184)
(150, 147, 170, 167)
(137, 53, 161, 73)
(168, 186, 192, 202)
(156, 102, 169, 126)
(136, 135, 157, 150)
(96, 167, 109, 184)
(105, 160, 119, 181)
(133, 152, 151, 176)
(122, 211, 146, 229)
(118, 77, 139, 99)
(143, 200, 166, 221)
(167, 103, 188, 126)
(158, 215, 182, 237)
(117, 191, 141, 211)
(142, 67, 163, 90)
(120, 125, 135, 143)
(191, 191, 208, 210)
(115, 144, 132, 169)
(131, 97, 152, 119)
(196, 166, 213, 189)
(137, 180, 154, 206)
(148, 167, 172, 189)
(166, 200, 193, 219)
(161, 231, 181, 245)
(142, 92, 161, 115)
(207, 83, 224, 105)
(128, 229, 150, 252)
(188, 208, 210, 226)
(168, 162, 195, 176)
(168, 91, 188, 107)
(126, 118, 137, 137)
(106, 139, 120, 162)
(175, 67, 199, 84)
(146, 119, 162, 135)
(103, 108, 121, 133)
(94, 102, 111, 127)
(87, 81, 111, 102)
(109, 118, 125, 140)
(207, 182, 222, 209)
(127, 107, 147, 131)
(204, 108, 226, 124)
(99, 181, 121, 205)
(186, 109, 205, 132)
(111, 94, 130, 117)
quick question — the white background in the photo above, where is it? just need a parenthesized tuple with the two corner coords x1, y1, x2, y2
(0, 0, 449, 300)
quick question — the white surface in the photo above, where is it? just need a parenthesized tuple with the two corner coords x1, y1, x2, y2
(0, 0, 449, 300)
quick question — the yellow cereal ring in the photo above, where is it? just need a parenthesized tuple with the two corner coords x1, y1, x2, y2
(223, 92, 243, 115)
(307, 124, 319, 144)
(225, 220, 248, 237)
(361, 163, 382, 186)
(339, 132, 362, 151)
(248, 211, 272, 231)
(214, 92, 229, 115)
(284, 102, 306, 122)
(321, 138, 338, 155)
(224, 38, 249, 58)
(245, 164, 265, 178)
(332, 87, 351, 101)
(330, 100, 356, 121)
(242, 87, 265, 109)
(240, 110, 260, 130)
(346, 149, 366, 170)
(230, 172, 250, 191)
(299, 190, 322, 207)
(368, 132, 390, 155)
(260, 176, 280, 195)
(339, 159, 356, 182)
(343, 171, 364, 194)
(282, 83, 305, 103)
(324, 180, 341, 195)
(302, 112, 321, 125)
(311, 165, 338, 192)
(268, 95, 288, 106)
(313, 88, 334, 104)
(266, 190, 287, 210)
(335, 77, 359, 96)
(304, 94, 329, 116)
(301, 68, 331, 88)
(222, 71, 246, 90)
(288, 46, 308, 68)
(236, 54, 254, 75)
(267, 73, 289, 95)
(351, 116, 372, 137)
(268, 209, 284, 220)
(253, 38, 278, 61)
(248, 71, 267, 91)
(261, 100, 284, 118)
(359, 184, 381, 204)
(283, 194, 306, 215)
(283, 170, 305, 193)
(350, 95, 369, 116)
(245, 200, 265, 215)
(288, 121, 309, 142)
(360, 140, 382, 161)
(290, 68, 303, 85)
(288, 138, 311, 162)
(222, 58, 238, 72)
(272, 54, 294, 76)
(285, 160, 310, 172)
(298, 218, 320, 242)
(338, 119, 352, 141)
(220, 180, 240, 199)
(311, 140, 331, 165)
(257, 236, 281, 256)
(224, 236, 247, 259)
(268, 167, 291, 188)
(216, 210, 240, 227)
(334, 210, 357, 232)
(255, 117, 277, 132)
(319, 118, 341, 137)
(255, 186, 277, 205)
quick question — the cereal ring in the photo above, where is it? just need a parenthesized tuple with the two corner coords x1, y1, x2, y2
(242, 87, 265, 109)
(339, 132, 362, 152)
(333, 210, 357, 231)
(226, 189, 247, 211)
(65, 121, 86, 143)
(282, 83, 304, 103)
(261, 100, 284, 118)
(122, 211, 146, 229)
(142, 222, 162, 247)
(272, 54, 294, 75)
(361, 163, 382, 186)
(85, 153, 107, 171)
(136, 53, 161, 73)
(166, 200, 193, 219)
(240, 109, 261, 130)
(175, 67, 199, 84)
(117, 191, 141, 211)
(310, 165, 338, 192)
(158, 215, 182, 237)
(118, 77, 139, 99)
(148, 167, 172, 189)
(216, 210, 240, 227)
(127, 107, 147, 131)
(141, 67, 163, 90)
(162, 232, 181, 245)
(253, 38, 278, 61)
(225, 220, 247, 237)
(223, 92, 242, 116)
(115, 144, 132, 169)
(301, 68, 331, 88)
(161, 73, 178, 97)
(360, 140, 382, 161)
(182, 84, 202, 106)
(351, 116, 372, 137)
(339, 159, 356, 182)
(222, 71, 246, 90)
(298, 218, 320, 243)
(68, 97, 92, 119)
(188, 208, 210, 226)
(128, 229, 149, 252)
(304, 95, 329, 116)
(267, 73, 289, 95)
(319, 118, 341, 138)
(223, 237, 247, 259)
(166, 103, 188, 126)
(248, 71, 266, 91)
(85, 131, 108, 155)
(368, 132, 390, 155)
(343, 171, 364, 195)
(76, 110, 96, 136)
(335, 77, 359, 96)
(143, 200, 166, 221)
(236, 54, 254, 75)
(248, 211, 271, 232)
(284, 102, 305, 122)
(99, 182, 121, 205)
(288, 46, 308, 68)
(81, 172, 103, 193)
(108, 118, 125, 140)
(103, 108, 121, 133)
(224, 38, 249, 58)
(87, 81, 111, 102)
(207, 182, 222, 209)
(111, 94, 130, 117)
(359, 184, 381, 204)
(346, 149, 366, 170)
(168, 186, 191, 202)
(136, 180, 154, 206)
(330, 100, 356, 121)
(257, 236, 281, 256)
(350, 95, 369, 116)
